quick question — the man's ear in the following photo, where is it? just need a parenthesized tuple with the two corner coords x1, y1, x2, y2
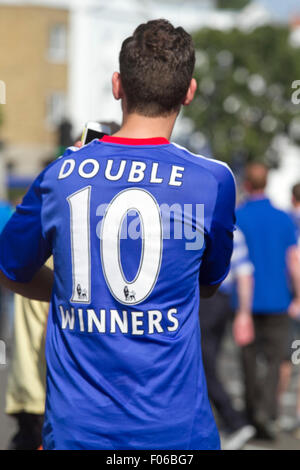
(182, 78, 197, 106)
(112, 72, 124, 100)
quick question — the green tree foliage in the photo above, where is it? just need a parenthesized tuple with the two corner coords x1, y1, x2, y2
(184, 26, 300, 164)
(216, 0, 251, 10)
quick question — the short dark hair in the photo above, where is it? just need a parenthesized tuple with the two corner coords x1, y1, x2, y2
(292, 182, 300, 202)
(244, 163, 268, 191)
(119, 19, 195, 117)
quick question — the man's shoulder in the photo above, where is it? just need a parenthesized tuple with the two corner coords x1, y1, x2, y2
(268, 201, 294, 223)
(41, 142, 99, 182)
(50, 140, 101, 164)
(56, 141, 99, 163)
(41, 145, 81, 176)
(237, 199, 295, 226)
(275, 208, 297, 231)
(169, 142, 235, 185)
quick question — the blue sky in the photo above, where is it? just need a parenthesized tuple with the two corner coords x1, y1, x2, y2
(258, 0, 300, 20)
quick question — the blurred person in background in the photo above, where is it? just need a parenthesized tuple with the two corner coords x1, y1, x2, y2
(6, 292, 49, 450)
(0, 199, 13, 341)
(4, 194, 53, 449)
(200, 228, 255, 450)
(278, 182, 300, 436)
(236, 163, 300, 440)
(55, 118, 73, 160)
(291, 183, 300, 241)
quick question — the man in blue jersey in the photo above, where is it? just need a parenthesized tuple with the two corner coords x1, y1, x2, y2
(236, 163, 300, 439)
(0, 19, 235, 450)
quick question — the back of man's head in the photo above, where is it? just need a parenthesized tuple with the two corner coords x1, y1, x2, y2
(292, 182, 300, 207)
(119, 19, 195, 117)
(244, 163, 268, 193)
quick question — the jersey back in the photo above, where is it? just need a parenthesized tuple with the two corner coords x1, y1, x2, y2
(0, 136, 235, 450)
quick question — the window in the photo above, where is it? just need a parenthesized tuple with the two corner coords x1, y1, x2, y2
(48, 24, 67, 63)
(46, 92, 66, 126)
(0, 80, 6, 105)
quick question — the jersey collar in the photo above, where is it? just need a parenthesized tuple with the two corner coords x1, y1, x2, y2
(100, 136, 170, 146)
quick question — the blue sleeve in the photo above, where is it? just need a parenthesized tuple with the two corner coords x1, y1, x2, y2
(0, 204, 13, 234)
(199, 165, 236, 285)
(0, 171, 52, 282)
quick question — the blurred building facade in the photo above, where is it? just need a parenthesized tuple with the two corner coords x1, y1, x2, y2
(0, 0, 277, 174)
(0, 0, 221, 178)
(0, 3, 69, 176)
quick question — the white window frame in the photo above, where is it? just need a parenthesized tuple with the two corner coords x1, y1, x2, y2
(48, 23, 67, 63)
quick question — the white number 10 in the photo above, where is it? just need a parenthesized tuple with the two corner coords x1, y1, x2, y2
(68, 187, 163, 305)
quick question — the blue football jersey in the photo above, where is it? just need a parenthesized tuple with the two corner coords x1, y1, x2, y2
(0, 136, 235, 450)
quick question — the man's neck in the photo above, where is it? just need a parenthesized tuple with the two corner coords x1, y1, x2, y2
(247, 190, 267, 200)
(113, 112, 178, 141)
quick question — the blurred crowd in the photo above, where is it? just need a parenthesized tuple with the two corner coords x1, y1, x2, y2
(200, 164, 300, 449)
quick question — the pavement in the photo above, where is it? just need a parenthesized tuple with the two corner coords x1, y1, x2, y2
(218, 328, 300, 450)
(0, 324, 300, 450)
